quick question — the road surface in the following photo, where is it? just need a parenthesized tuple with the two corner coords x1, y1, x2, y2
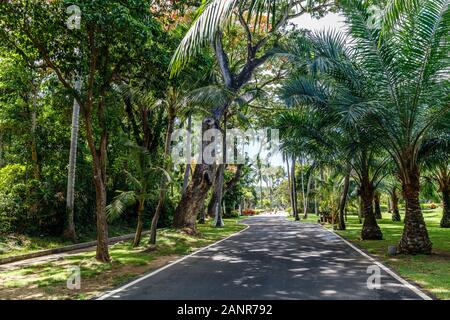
(99, 214, 430, 300)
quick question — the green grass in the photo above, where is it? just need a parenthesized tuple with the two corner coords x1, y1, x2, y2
(332, 209, 450, 300)
(0, 218, 246, 299)
(0, 224, 138, 259)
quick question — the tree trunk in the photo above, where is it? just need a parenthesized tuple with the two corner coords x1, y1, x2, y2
(64, 77, 81, 243)
(149, 107, 176, 245)
(172, 117, 217, 230)
(198, 201, 206, 224)
(132, 199, 145, 247)
(440, 186, 450, 228)
(398, 167, 432, 254)
(30, 82, 40, 180)
(338, 163, 351, 230)
(183, 115, 192, 193)
(286, 157, 294, 216)
(207, 166, 220, 218)
(360, 181, 382, 240)
(300, 157, 307, 219)
(291, 157, 299, 221)
(93, 174, 109, 262)
(374, 192, 382, 219)
(83, 106, 110, 263)
(391, 188, 401, 222)
(213, 164, 225, 227)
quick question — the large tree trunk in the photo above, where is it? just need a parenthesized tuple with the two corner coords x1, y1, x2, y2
(374, 192, 382, 219)
(440, 185, 450, 228)
(391, 187, 401, 222)
(338, 163, 351, 230)
(398, 166, 432, 254)
(172, 118, 217, 230)
(360, 180, 382, 240)
(64, 78, 81, 243)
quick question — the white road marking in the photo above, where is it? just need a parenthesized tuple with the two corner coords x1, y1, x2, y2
(322, 225, 433, 300)
(96, 224, 251, 300)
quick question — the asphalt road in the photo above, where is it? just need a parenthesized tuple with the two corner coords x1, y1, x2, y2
(99, 215, 429, 300)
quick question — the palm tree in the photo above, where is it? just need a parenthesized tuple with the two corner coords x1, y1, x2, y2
(419, 127, 450, 228)
(106, 142, 167, 247)
(339, 0, 449, 254)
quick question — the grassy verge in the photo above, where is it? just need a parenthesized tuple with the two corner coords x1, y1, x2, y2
(0, 218, 246, 300)
(331, 209, 449, 300)
(0, 225, 137, 259)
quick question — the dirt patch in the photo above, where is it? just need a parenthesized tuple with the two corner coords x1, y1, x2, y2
(0, 254, 180, 300)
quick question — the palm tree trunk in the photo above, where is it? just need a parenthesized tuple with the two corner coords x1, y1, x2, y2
(286, 157, 293, 216)
(132, 199, 145, 247)
(299, 157, 307, 219)
(374, 192, 382, 219)
(360, 180, 382, 240)
(149, 107, 176, 245)
(398, 166, 432, 254)
(391, 188, 401, 222)
(291, 156, 299, 221)
(440, 185, 450, 228)
(338, 163, 351, 230)
(64, 78, 81, 243)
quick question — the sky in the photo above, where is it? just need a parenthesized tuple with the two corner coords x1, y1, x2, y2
(261, 12, 347, 169)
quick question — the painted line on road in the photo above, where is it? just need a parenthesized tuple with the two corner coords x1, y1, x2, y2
(321, 225, 432, 300)
(96, 223, 251, 300)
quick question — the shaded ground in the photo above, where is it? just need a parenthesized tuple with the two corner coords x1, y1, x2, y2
(100, 215, 428, 300)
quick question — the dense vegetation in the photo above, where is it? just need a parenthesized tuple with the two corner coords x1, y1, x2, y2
(0, 0, 448, 273)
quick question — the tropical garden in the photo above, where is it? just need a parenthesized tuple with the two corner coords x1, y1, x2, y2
(0, 0, 448, 300)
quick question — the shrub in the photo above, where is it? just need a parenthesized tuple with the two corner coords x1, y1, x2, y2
(242, 209, 257, 216)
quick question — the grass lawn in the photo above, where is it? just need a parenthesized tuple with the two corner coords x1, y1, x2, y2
(333, 209, 450, 300)
(0, 224, 137, 259)
(0, 218, 246, 300)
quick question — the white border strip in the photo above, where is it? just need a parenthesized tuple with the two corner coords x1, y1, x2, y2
(322, 226, 432, 300)
(97, 224, 250, 300)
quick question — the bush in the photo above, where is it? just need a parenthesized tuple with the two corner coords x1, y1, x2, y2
(0, 193, 23, 235)
(224, 210, 240, 218)
(242, 209, 257, 216)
